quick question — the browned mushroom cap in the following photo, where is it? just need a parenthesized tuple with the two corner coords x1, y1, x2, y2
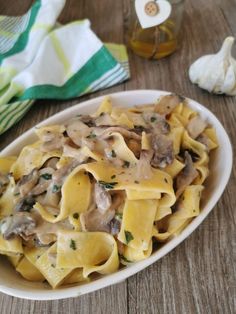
(154, 94, 184, 116)
(17, 168, 39, 197)
(0, 172, 9, 196)
(175, 151, 198, 198)
(187, 115, 208, 139)
(0, 213, 37, 240)
(151, 133, 174, 168)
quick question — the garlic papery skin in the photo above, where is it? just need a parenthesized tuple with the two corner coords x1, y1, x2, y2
(189, 37, 236, 96)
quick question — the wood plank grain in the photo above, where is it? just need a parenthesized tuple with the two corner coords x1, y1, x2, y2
(0, 0, 235, 313)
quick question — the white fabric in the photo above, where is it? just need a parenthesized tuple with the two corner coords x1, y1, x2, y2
(1, 0, 65, 73)
(13, 20, 103, 88)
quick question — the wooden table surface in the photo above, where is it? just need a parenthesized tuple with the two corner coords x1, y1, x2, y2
(0, 0, 235, 313)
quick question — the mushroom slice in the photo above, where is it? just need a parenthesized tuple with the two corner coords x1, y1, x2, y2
(95, 113, 116, 126)
(0, 213, 37, 240)
(151, 133, 174, 168)
(66, 119, 91, 146)
(43, 157, 59, 170)
(52, 160, 80, 188)
(142, 112, 170, 134)
(38, 126, 65, 152)
(80, 208, 115, 232)
(79, 115, 95, 127)
(101, 127, 141, 141)
(14, 196, 36, 212)
(136, 150, 154, 180)
(17, 168, 39, 197)
(0, 172, 9, 196)
(63, 143, 88, 163)
(196, 134, 210, 151)
(154, 94, 184, 116)
(109, 217, 121, 235)
(187, 116, 208, 139)
(94, 183, 112, 214)
(31, 167, 55, 196)
(175, 152, 198, 198)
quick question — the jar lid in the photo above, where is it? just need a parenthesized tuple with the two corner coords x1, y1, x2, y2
(135, 0, 172, 29)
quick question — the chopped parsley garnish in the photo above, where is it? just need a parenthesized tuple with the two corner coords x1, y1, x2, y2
(73, 213, 79, 219)
(164, 178, 168, 183)
(70, 239, 77, 250)
(100, 112, 105, 116)
(41, 173, 52, 180)
(123, 161, 130, 168)
(111, 150, 116, 158)
(52, 184, 61, 193)
(86, 132, 96, 139)
(51, 264, 55, 268)
(134, 180, 139, 184)
(150, 116, 157, 122)
(98, 181, 118, 190)
(124, 230, 134, 244)
(14, 192, 20, 196)
(111, 175, 116, 179)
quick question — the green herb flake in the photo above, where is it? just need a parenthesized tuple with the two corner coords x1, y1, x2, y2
(134, 180, 139, 184)
(164, 178, 168, 183)
(111, 175, 116, 179)
(52, 185, 61, 193)
(150, 116, 157, 122)
(123, 161, 130, 168)
(98, 180, 118, 190)
(70, 239, 77, 251)
(73, 213, 79, 220)
(14, 192, 20, 196)
(124, 230, 134, 244)
(51, 264, 55, 268)
(86, 132, 96, 139)
(41, 173, 52, 180)
(111, 150, 116, 158)
(115, 213, 123, 220)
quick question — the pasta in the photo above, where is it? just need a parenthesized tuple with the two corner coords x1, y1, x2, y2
(0, 94, 218, 288)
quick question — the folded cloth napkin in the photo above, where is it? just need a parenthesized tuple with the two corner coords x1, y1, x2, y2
(0, 0, 130, 135)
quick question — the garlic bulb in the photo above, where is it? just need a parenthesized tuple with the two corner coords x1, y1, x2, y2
(189, 37, 236, 95)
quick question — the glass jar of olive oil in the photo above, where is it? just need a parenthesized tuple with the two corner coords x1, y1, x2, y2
(128, 0, 185, 59)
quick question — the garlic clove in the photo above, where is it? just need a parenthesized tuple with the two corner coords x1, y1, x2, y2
(189, 37, 236, 96)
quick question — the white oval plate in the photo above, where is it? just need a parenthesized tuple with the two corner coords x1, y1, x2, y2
(0, 90, 232, 300)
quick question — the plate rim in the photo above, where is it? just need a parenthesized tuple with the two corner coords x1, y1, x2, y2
(0, 89, 233, 300)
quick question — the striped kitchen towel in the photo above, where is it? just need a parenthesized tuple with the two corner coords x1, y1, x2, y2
(0, 0, 129, 135)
